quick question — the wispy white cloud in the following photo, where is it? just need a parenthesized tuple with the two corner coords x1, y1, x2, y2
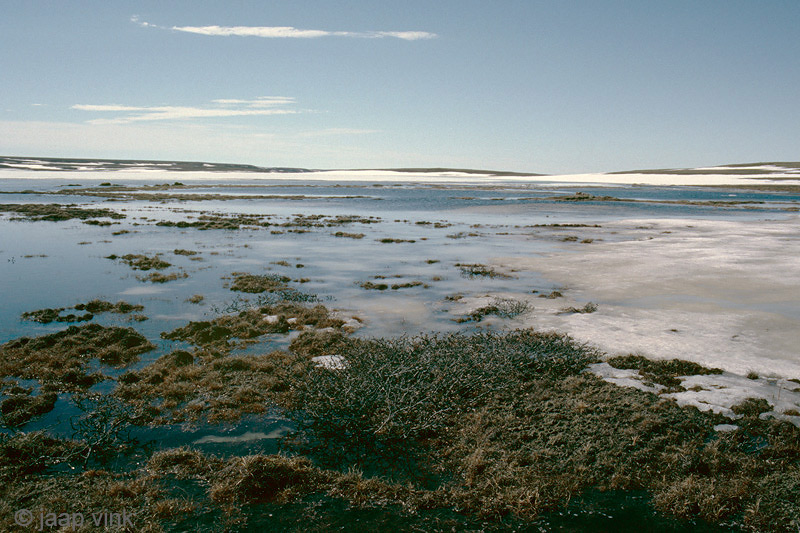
(131, 16, 437, 41)
(296, 128, 382, 137)
(72, 97, 298, 125)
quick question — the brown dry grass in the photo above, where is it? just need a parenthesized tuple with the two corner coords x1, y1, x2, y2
(0, 324, 154, 392)
(115, 349, 309, 424)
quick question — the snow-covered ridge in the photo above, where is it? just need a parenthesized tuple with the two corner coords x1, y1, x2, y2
(2, 156, 800, 185)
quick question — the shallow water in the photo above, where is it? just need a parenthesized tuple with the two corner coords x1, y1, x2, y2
(1, 171, 798, 529)
(2, 172, 798, 394)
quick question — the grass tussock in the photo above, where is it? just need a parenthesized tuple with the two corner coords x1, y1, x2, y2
(731, 398, 772, 417)
(289, 329, 352, 359)
(209, 454, 327, 504)
(21, 299, 145, 324)
(279, 329, 800, 530)
(161, 303, 343, 349)
(228, 272, 290, 293)
(558, 301, 599, 314)
(332, 231, 365, 239)
(0, 203, 125, 222)
(539, 290, 563, 299)
(0, 324, 154, 392)
(107, 253, 172, 270)
(455, 263, 513, 279)
(0, 434, 169, 531)
(115, 348, 309, 424)
(124, 302, 346, 423)
(377, 238, 416, 244)
(1, 391, 58, 427)
(138, 271, 188, 283)
(456, 298, 531, 323)
(607, 354, 723, 391)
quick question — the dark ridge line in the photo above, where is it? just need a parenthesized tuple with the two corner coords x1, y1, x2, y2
(0, 156, 314, 174)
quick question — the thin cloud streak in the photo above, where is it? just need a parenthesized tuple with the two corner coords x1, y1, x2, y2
(171, 25, 437, 40)
(131, 17, 436, 41)
(72, 97, 298, 125)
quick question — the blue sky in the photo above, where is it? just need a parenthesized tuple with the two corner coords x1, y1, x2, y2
(1, 1, 798, 174)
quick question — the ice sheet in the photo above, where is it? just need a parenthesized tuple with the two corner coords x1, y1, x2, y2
(494, 217, 800, 378)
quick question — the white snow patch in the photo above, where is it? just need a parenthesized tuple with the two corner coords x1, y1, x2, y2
(664, 373, 800, 420)
(586, 362, 664, 394)
(4, 167, 799, 185)
(586, 366, 800, 425)
(312, 354, 346, 370)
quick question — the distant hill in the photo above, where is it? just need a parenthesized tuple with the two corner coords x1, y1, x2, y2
(371, 167, 545, 177)
(0, 156, 313, 173)
(610, 162, 800, 176)
(4, 156, 796, 178)
(0, 156, 545, 177)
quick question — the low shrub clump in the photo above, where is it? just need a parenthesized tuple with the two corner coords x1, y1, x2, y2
(289, 330, 596, 468)
(281, 329, 799, 530)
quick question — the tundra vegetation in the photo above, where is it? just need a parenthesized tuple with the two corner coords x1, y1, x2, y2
(456, 297, 532, 323)
(21, 299, 145, 324)
(0, 203, 125, 222)
(2, 187, 800, 530)
(455, 262, 514, 279)
(1, 314, 798, 531)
